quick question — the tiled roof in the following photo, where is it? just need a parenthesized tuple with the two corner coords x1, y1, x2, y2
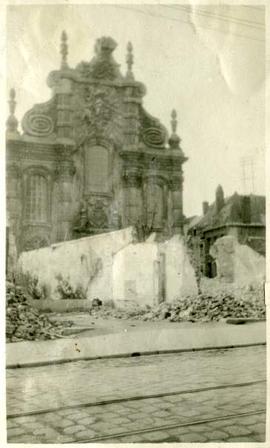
(190, 193, 265, 231)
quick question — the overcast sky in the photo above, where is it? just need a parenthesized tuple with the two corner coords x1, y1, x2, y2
(6, 3, 265, 217)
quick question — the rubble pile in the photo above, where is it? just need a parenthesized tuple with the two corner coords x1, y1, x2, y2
(89, 283, 265, 323)
(141, 291, 265, 322)
(6, 281, 72, 343)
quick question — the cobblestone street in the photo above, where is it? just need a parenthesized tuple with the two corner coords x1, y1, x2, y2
(7, 345, 266, 443)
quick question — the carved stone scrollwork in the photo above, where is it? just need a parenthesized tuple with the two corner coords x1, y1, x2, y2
(142, 127, 166, 148)
(22, 99, 56, 138)
(139, 107, 167, 149)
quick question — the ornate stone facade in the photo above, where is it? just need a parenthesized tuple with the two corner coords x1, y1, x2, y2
(6, 33, 187, 254)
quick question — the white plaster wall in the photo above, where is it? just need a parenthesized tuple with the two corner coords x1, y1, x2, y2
(210, 235, 265, 285)
(113, 235, 197, 306)
(18, 227, 136, 300)
(113, 242, 158, 306)
(162, 235, 198, 302)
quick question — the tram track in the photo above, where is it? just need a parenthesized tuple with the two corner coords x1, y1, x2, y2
(7, 378, 265, 419)
(71, 409, 266, 443)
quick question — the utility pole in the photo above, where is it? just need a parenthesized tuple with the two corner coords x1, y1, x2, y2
(240, 156, 256, 194)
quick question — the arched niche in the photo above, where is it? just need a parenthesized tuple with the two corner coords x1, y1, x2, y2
(84, 145, 111, 194)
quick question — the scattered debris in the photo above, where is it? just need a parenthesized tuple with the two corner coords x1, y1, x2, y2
(88, 282, 265, 323)
(6, 280, 73, 343)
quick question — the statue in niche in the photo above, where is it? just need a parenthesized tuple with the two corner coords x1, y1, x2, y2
(88, 199, 108, 229)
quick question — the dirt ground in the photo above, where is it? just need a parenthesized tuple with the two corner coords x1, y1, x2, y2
(49, 312, 233, 339)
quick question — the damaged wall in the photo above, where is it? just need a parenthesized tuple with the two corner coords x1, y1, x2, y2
(210, 235, 265, 285)
(113, 234, 197, 306)
(18, 228, 197, 307)
(18, 227, 136, 301)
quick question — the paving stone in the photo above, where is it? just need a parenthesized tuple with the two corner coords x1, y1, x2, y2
(21, 421, 47, 431)
(143, 430, 171, 442)
(165, 426, 191, 437)
(73, 429, 98, 440)
(32, 427, 60, 437)
(53, 418, 75, 428)
(152, 410, 172, 418)
(240, 414, 266, 425)
(108, 416, 131, 425)
(6, 420, 19, 429)
(66, 410, 91, 420)
(63, 424, 86, 434)
(10, 415, 38, 424)
(225, 424, 252, 436)
(91, 422, 117, 433)
(249, 422, 266, 433)
(251, 433, 265, 442)
(121, 421, 151, 432)
(163, 395, 185, 403)
(8, 435, 32, 443)
(118, 434, 145, 443)
(7, 427, 27, 437)
(207, 418, 243, 429)
(227, 436, 258, 442)
(203, 429, 229, 440)
(54, 435, 77, 443)
(179, 432, 208, 442)
(80, 416, 98, 426)
(57, 409, 77, 416)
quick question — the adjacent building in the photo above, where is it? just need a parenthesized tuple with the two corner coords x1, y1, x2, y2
(6, 34, 187, 258)
(187, 186, 265, 278)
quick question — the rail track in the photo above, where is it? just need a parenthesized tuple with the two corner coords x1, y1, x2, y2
(7, 379, 266, 442)
(73, 409, 266, 443)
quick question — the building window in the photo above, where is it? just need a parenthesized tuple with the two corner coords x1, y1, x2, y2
(24, 173, 49, 223)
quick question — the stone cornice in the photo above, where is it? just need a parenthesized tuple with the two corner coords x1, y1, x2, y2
(120, 149, 185, 170)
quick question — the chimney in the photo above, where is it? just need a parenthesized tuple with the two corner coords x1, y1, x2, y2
(202, 201, 209, 215)
(215, 185, 225, 213)
(242, 195, 251, 223)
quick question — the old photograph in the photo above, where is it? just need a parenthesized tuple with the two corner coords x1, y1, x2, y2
(5, 2, 267, 444)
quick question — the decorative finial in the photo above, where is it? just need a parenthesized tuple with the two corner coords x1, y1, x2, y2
(126, 41, 134, 80)
(171, 109, 177, 134)
(60, 30, 68, 69)
(6, 88, 19, 135)
(169, 109, 181, 149)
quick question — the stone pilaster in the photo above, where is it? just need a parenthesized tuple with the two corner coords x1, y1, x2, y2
(122, 167, 142, 227)
(123, 87, 141, 149)
(56, 148, 76, 240)
(55, 79, 73, 141)
(143, 174, 167, 231)
(6, 164, 22, 257)
(168, 172, 184, 234)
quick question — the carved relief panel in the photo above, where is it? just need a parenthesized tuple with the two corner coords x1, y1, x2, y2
(84, 145, 110, 194)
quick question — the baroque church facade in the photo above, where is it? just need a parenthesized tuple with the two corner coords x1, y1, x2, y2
(6, 33, 187, 254)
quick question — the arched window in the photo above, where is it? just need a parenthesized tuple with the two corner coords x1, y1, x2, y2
(84, 146, 110, 194)
(24, 173, 49, 223)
